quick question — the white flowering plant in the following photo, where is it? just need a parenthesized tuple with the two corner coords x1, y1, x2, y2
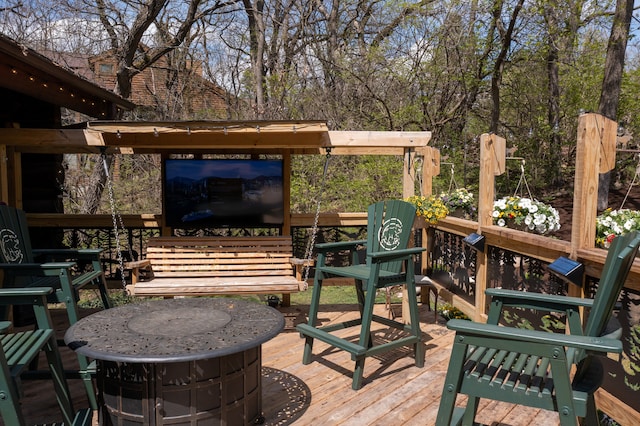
(492, 196, 561, 235)
(439, 188, 476, 219)
(596, 209, 640, 248)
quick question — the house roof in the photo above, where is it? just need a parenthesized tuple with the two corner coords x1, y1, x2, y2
(45, 48, 228, 117)
(0, 34, 134, 118)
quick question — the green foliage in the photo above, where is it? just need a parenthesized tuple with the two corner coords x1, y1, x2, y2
(63, 154, 162, 215)
(596, 209, 640, 248)
(437, 303, 469, 321)
(78, 289, 139, 308)
(291, 286, 396, 306)
(621, 324, 640, 391)
(290, 155, 403, 213)
(439, 188, 477, 219)
(406, 194, 448, 224)
(492, 196, 561, 235)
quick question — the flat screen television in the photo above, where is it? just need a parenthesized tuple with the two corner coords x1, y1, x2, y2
(163, 159, 285, 228)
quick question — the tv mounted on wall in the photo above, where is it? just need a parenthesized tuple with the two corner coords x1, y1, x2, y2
(163, 158, 285, 228)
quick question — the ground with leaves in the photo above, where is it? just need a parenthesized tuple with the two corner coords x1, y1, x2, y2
(550, 186, 640, 241)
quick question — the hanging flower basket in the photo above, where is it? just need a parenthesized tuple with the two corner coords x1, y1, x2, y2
(406, 195, 449, 225)
(439, 188, 477, 220)
(492, 196, 561, 235)
(596, 208, 640, 248)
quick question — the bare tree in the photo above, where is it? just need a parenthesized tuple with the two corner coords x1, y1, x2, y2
(597, 0, 635, 211)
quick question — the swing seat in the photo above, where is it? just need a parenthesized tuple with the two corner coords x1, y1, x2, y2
(0, 205, 111, 410)
(127, 236, 311, 307)
(297, 200, 426, 390)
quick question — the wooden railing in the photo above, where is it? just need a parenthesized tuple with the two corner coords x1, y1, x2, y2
(432, 215, 640, 426)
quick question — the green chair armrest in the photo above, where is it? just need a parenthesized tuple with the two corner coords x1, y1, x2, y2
(0, 321, 11, 333)
(0, 287, 53, 297)
(315, 240, 367, 252)
(447, 319, 622, 354)
(368, 247, 426, 262)
(0, 262, 76, 276)
(0, 287, 54, 306)
(486, 287, 595, 310)
(485, 288, 595, 332)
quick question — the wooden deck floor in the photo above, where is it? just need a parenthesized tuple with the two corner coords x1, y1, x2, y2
(7, 301, 562, 426)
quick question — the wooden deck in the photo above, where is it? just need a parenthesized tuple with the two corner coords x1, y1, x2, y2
(7, 300, 562, 426)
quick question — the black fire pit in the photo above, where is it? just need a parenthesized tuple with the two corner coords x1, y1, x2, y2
(65, 297, 284, 425)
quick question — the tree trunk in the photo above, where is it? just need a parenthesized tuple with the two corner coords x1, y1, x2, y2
(488, 0, 525, 133)
(597, 0, 634, 211)
(243, 0, 267, 119)
(79, 154, 112, 215)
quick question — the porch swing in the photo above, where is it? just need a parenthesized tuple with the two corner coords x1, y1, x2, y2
(124, 150, 332, 306)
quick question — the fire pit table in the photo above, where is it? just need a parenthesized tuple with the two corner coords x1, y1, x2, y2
(64, 297, 284, 425)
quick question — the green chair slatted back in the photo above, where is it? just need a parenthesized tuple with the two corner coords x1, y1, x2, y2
(584, 231, 640, 338)
(0, 204, 111, 410)
(436, 231, 640, 426)
(0, 287, 92, 425)
(298, 199, 425, 390)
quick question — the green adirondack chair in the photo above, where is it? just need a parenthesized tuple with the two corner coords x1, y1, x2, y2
(0, 204, 111, 409)
(436, 231, 640, 426)
(297, 200, 426, 390)
(0, 287, 92, 425)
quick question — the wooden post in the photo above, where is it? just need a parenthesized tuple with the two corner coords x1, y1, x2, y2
(9, 148, 21, 208)
(402, 147, 440, 321)
(282, 150, 292, 236)
(475, 134, 506, 321)
(421, 146, 440, 274)
(421, 147, 440, 197)
(570, 113, 617, 297)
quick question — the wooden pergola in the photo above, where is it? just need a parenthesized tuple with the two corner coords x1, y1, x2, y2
(0, 120, 437, 234)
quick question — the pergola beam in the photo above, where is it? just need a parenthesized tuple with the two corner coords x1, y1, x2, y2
(0, 121, 431, 155)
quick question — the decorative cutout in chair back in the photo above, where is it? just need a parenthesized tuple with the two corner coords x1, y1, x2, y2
(378, 217, 404, 251)
(366, 200, 417, 274)
(0, 205, 34, 265)
(0, 228, 24, 263)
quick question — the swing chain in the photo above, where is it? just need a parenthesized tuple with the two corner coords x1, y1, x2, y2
(513, 159, 533, 200)
(302, 148, 332, 287)
(102, 151, 129, 292)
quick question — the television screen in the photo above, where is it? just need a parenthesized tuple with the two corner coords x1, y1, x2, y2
(164, 159, 285, 228)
